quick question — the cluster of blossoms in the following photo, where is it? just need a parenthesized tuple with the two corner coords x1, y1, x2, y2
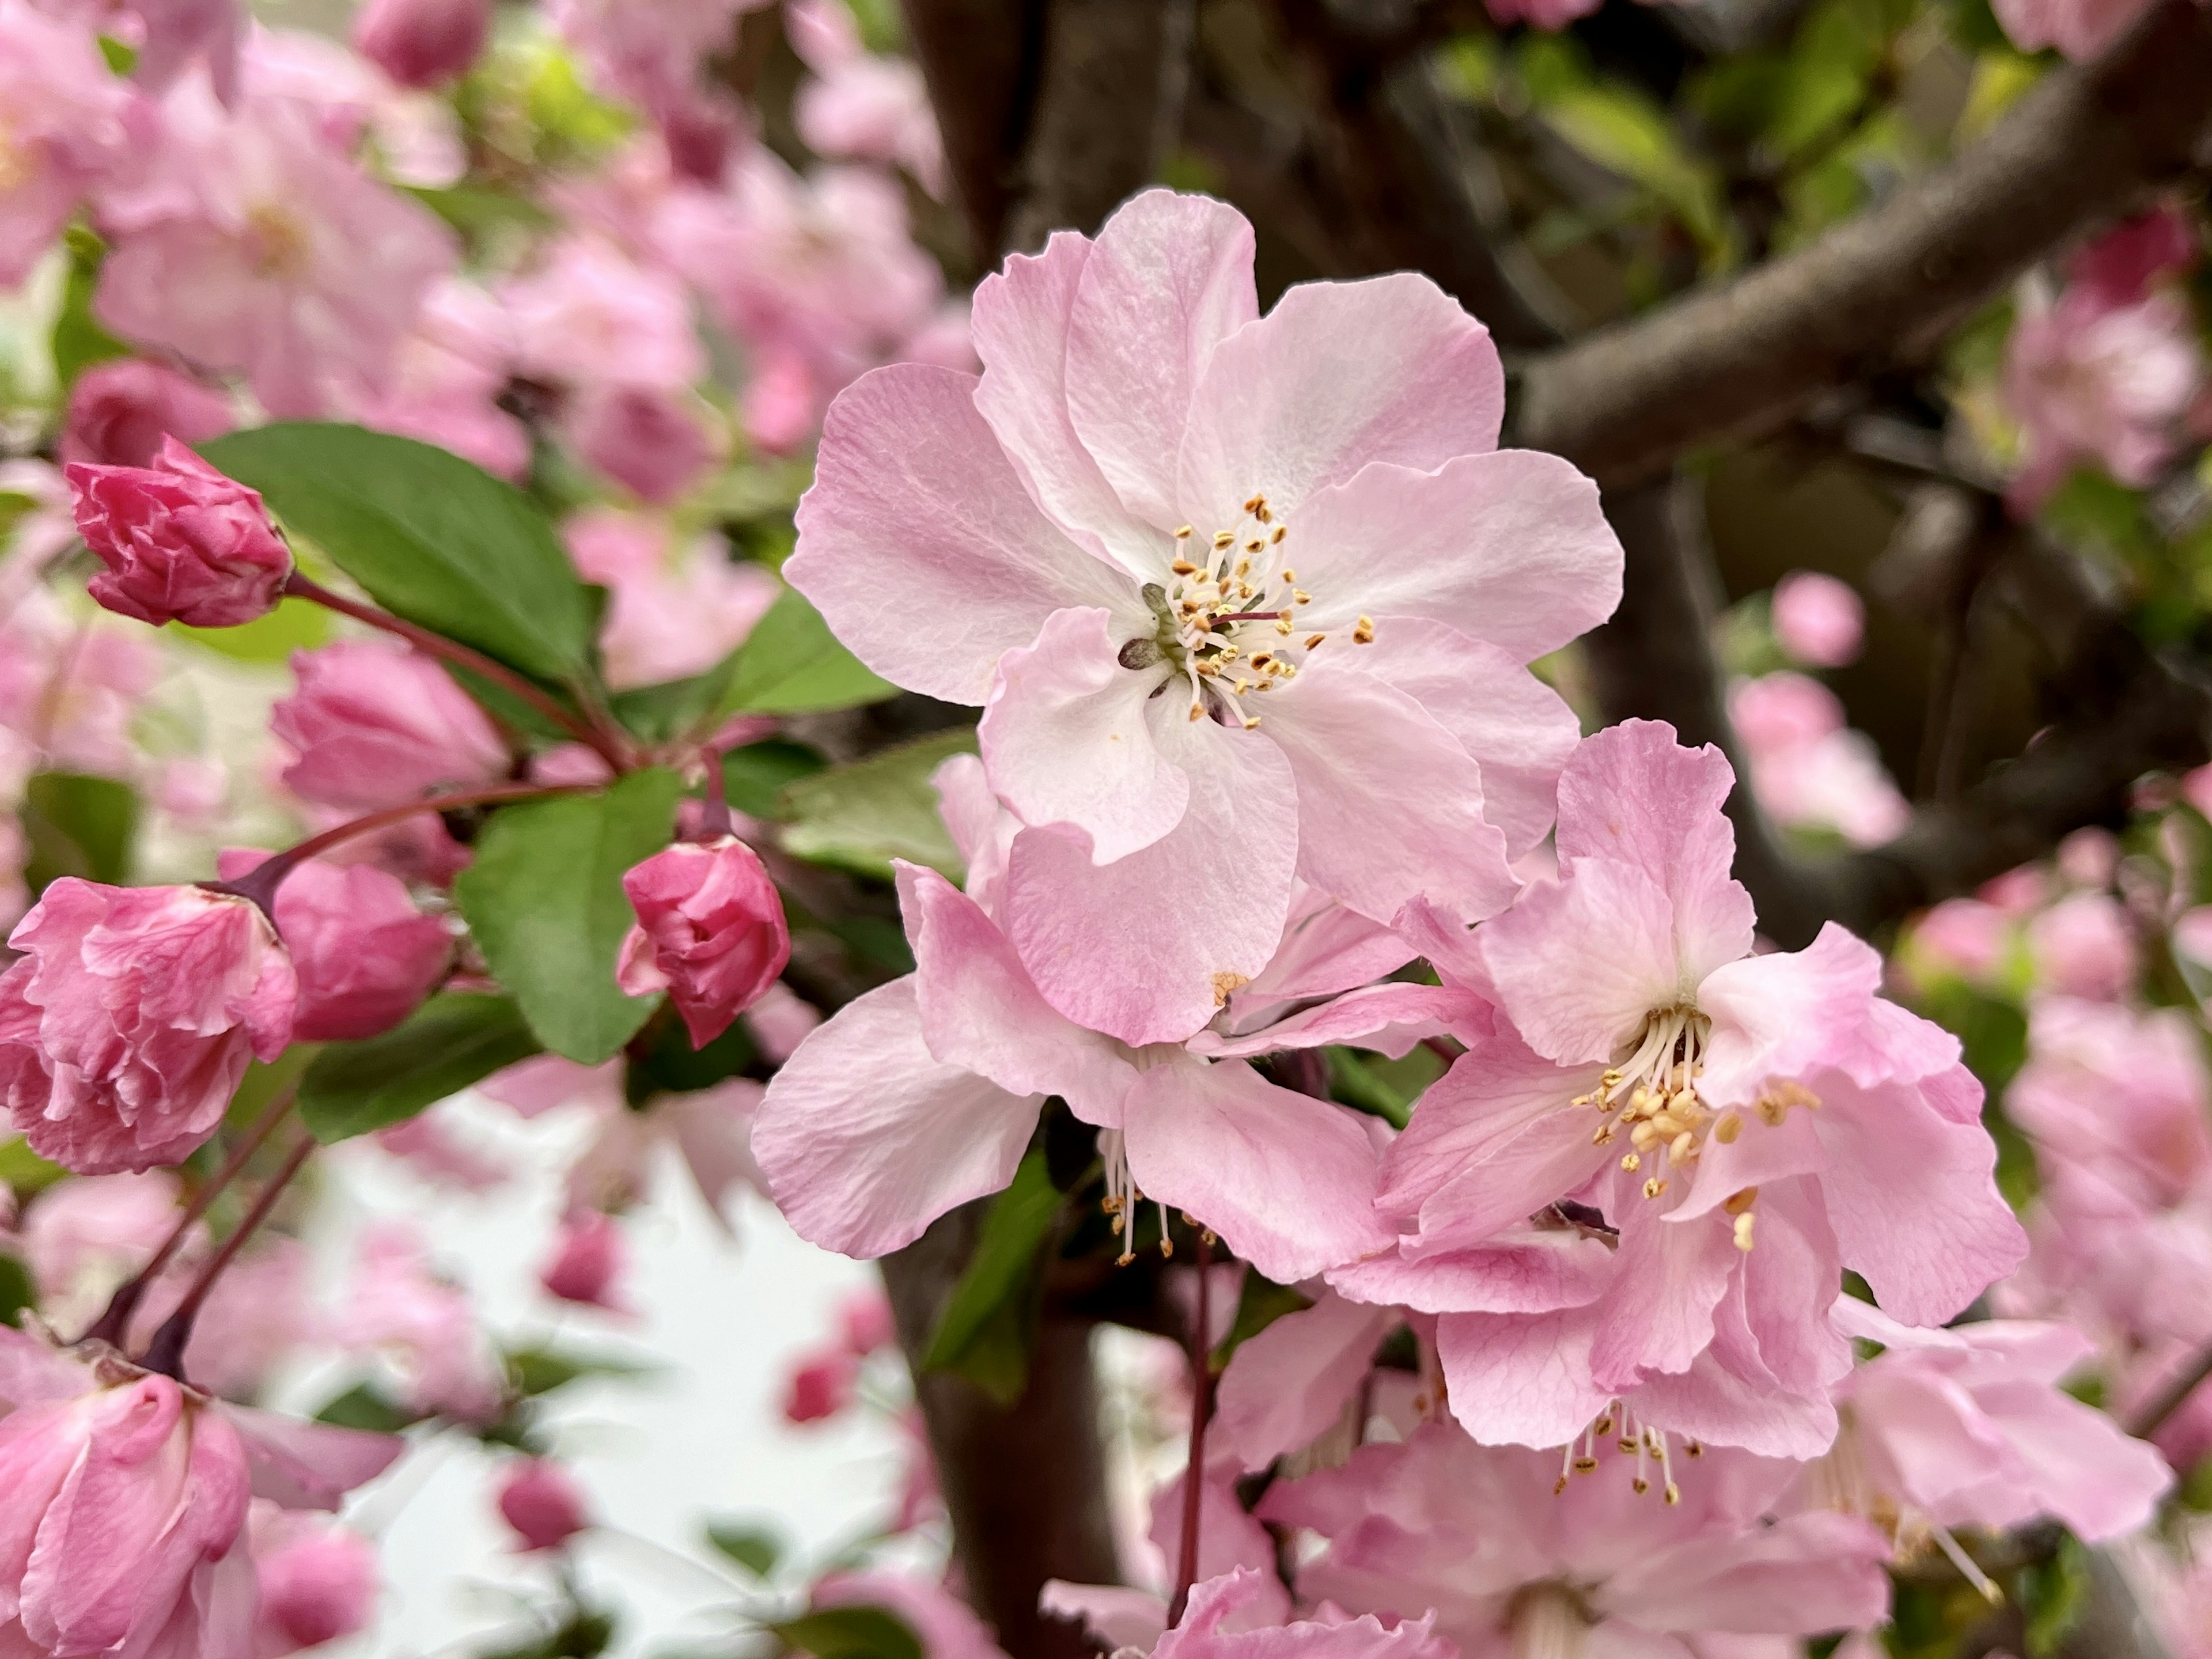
(0, 0, 2206, 1646)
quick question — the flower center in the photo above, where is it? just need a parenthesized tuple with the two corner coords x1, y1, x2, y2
(1553, 1401, 1703, 1502)
(1118, 494, 1374, 730)
(1098, 1128, 1172, 1267)
(1507, 1585, 1590, 1659)
(247, 202, 312, 280)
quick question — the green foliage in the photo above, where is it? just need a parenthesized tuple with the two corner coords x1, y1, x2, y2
(2019, 1534, 2092, 1657)
(49, 224, 126, 391)
(718, 588, 897, 717)
(172, 596, 334, 664)
(20, 770, 137, 895)
(314, 1381, 426, 1434)
(454, 770, 685, 1063)
(1211, 1273, 1315, 1371)
(1325, 1047, 1419, 1130)
(722, 740, 827, 817)
(778, 728, 976, 880)
(704, 1521, 783, 1577)
(773, 1608, 924, 1659)
(505, 1343, 654, 1396)
(0, 1138, 67, 1196)
(626, 1006, 759, 1099)
(0, 1254, 32, 1329)
(299, 994, 542, 1143)
(202, 424, 599, 685)
(921, 1150, 1062, 1406)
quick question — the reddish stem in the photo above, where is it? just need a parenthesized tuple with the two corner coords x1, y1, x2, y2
(698, 747, 732, 840)
(78, 1085, 300, 1349)
(211, 781, 587, 919)
(138, 1130, 317, 1381)
(1167, 1228, 1216, 1630)
(282, 571, 631, 773)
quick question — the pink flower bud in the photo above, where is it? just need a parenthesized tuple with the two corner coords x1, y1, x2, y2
(0, 880, 296, 1175)
(616, 836, 790, 1047)
(60, 360, 235, 470)
(566, 383, 719, 505)
(1770, 570, 1864, 668)
(0, 1361, 254, 1658)
(65, 437, 291, 628)
(272, 641, 509, 811)
(218, 850, 451, 1041)
(536, 1209, 630, 1313)
(496, 1458, 590, 1552)
(839, 1290, 895, 1356)
(351, 0, 490, 87)
(783, 1353, 858, 1423)
(252, 1509, 381, 1656)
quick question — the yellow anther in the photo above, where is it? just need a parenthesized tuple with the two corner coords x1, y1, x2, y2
(1213, 531, 1234, 550)
(1642, 1177, 1666, 1199)
(1188, 703, 1204, 721)
(1620, 1153, 1641, 1173)
(1669, 1131, 1696, 1162)
(1172, 558, 1198, 575)
(1293, 589, 1312, 604)
(1722, 1187, 1759, 1216)
(1733, 1213, 1756, 1252)
(1713, 1113, 1742, 1144)
(1664, 1484, 1681, 1506)
(1271, 526, 1286, 543)
(1305, 633, 1326, 650)
(1275, 617, 1293, 635)
(1175, 525, 1194, 539)
(1353, 616, 1375, 643)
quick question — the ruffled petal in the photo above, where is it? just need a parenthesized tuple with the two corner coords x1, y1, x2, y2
(1479, 858, 1683, 1065)
(1435, 1302, 1613, 1449)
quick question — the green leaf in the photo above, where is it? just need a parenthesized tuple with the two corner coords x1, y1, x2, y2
(20, 771, 137, 894)
(0, 1254, 32, 1328)
(774, 1608, 923, 1659)
(1211, 1274, 1315, 1371)
(313, 1381, 424, 1433)
(299, 994, 542, 1143)
(0, 1137, 67, 1195)
(200, 424, 597, 684)
(626, 1009, 757, 1099)
(722, 740, 825, 817)
(921, 1151, 1062, 1406)
(171, 596, 332, 664)
(1325, 1047, 1414, 1130)
(778, 729, 976, 881)
(718, 588, 896, 716)
(704, 1521, 782, 1577)
(505, 1343, 653, 1396)
(454, 770, 684, 1063)
(610, 674, 721, 744)
(50, 225, 127, 391)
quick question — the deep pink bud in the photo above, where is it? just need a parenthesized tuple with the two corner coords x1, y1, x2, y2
(783, 1353, 858, 1424)
(616, 836, 790, 1047)
(1770, 570, 1864, 668)
(351, 0, 490, 86)
(218, 849, 451, 1041)
(496, 1458, 590, 1552)
(272, 640, 509, 811)
(536, 1209, 630, 1313)
(61, 360, 235, 469)
(0, 879, 296, 1175)
(0, 1364, 255, 1658)
(65, 437, 291, 628)
(2072, 205, 2199, 307)
(252, 1508, 381, 1655)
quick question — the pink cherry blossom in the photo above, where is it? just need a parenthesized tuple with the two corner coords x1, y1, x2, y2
(1257, 1422, 1891, 1659)
(1481, 0, 1603, 28)
(755, 757, 1472, 1281)
(0, 0, 145, 286)
(342, 278, 529, 480)
(786, 0, 946, 195)
(1789, 1298, 2169, 1555)
(94, 74, 456, 418)
(787, 190, 1616, 1043)
(251, 1505, 381, 1657)
(61, 359, 234, 469)
(1045, 1567, 1453, 1659)
(0, 584, 158, 778)
(1729, 673, 1910, 850)
(0, 878, 296, 1174)
(66, 436, 292, 628)
(565, 510, 778, 688)
(537, 1208, 631, 1313)
(1769, 571, 1864, 668)
(497, 1457, 591, 1551)
(2002, 276, 2203, 513)
(238, 26, 465, 189)
(168, 1237, 322, 1402)
(2025, 890, 2138, 999)
(17, 1169, 184, 1318)
(1990, 0, 2157, 58)
(618, 835, 791, 1047)
(566, 382, 722, 504)
(0, 1340, 256, 1659)
(545, 0, 766, 181)
(501, 233, 704, 394)
(271, 639, 509, 811)
(2008, 995, 2211, 1213)
(218, 849, 451, 1041)
(351, 0, 488, 86)
(1900, 896, 2014, 987)
(1349, 721, 2024, 1459)
(343, 1221, 504, 1422)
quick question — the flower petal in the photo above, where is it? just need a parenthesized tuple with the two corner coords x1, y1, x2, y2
(1436, 1302, 1614, 1449)
(1004, 712, 1297, 1046)
(1263, 661, 1517, 927)
(790, 363, 1131, 704)
(1589, 1182, 1738, 1389)
(1330, 1229, 1614, 1316)
(1123, 1056, 1395, 1283)
(1479, 858, 1683, 1065)
(1187, 982, 1479, 1060)
(1177, 273, 1505, 531)
(978, 606, 1192, 862)
(752, 978, 1042, 1257)
(1213, 1292, 1396, 1470)
(1064, 190, 1258, 533)
(1283, 451, 1620, 658)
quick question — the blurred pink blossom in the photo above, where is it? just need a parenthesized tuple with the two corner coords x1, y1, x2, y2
(502, 233, 704, 393)
(537, 1208, 631, 1313)
(60, 359, 235, 469)
(272, 640, 509, 812)
(0, 588, 158, 778)
(2026, 889, 2139, 1000)
(1770, 570, 1865, 667)
(17, 1168, 183, 1307)
(496, 1457, 591, 1551)
(1991, 0, 2157, 58)
(1730, 672, 1910, 849)
(545, 0, 767, 182)
(564, 509, 777, 688)
(344, 1221, 504, 1422)
(352, 0, 488, 87)
(785, 0, 946, 195)
(565, 382, 722, 503)
(344, 279, 529, 480)
(251, 1506, 381, 1657)
(0, 0, 143, 285)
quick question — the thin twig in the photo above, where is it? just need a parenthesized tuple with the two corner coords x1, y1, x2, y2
(2127, 1342, 2212, 1440)
(1166, 1228, 1215, 1630)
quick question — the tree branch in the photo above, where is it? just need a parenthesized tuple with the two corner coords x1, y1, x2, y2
(897, 0, 1044, 260)
(1510, 0, 2212, 487)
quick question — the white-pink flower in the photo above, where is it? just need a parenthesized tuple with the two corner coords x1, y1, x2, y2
(786, 188, 1618, 1044)
(1345, 721, 2024, 1459)
(0, 1, 145, 286)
